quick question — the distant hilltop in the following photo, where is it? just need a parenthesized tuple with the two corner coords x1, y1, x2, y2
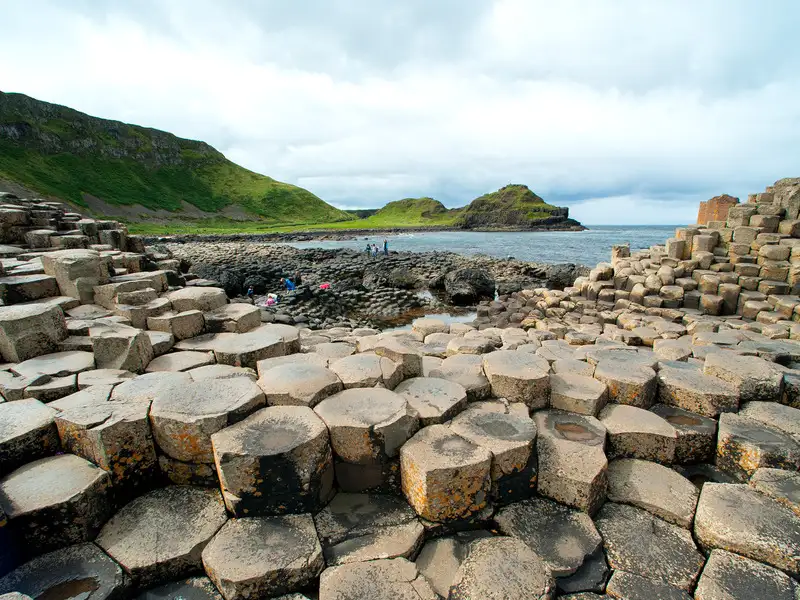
(349, 185, 584, 231)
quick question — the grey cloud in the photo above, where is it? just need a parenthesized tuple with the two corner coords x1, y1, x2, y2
(1, 0, 799, 223)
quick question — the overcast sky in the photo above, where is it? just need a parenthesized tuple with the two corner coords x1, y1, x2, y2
(2, 1, 799, 224)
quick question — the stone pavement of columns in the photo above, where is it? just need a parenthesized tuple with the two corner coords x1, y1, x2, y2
(0, 184, 799, 599)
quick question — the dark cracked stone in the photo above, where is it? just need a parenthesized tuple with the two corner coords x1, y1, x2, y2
(495, 496, 601, 577)
(135, 577, 223, 600)
(96, 486, 227, 587)
(595, 502, 704, 591)
(694, 482, 800, 577)
(605, 570, 691, 600)
(0, 455, 112, 558)
(448, 536, 555, 600)
(694, 549, 800, 600)
(314, 493, 423, 566)
(0, 543, 130, 600)
(202, 515, 324, 600)
(556, 547, 609, 596)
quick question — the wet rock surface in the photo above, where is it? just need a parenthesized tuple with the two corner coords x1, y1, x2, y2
(0, 543, 130, 600)
(1, 190, 800, 597)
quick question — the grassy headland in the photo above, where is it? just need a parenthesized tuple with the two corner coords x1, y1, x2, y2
(0, 91, 353, 226)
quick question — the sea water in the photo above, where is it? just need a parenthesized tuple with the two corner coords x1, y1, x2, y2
(287, 225, 681, 267)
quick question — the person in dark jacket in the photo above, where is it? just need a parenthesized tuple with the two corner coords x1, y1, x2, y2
(383, 239, 389, 256)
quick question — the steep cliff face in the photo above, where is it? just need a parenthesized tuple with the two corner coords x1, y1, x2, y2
(0, 91, 354, 224)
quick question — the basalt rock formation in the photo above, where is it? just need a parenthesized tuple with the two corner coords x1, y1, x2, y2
(0, 182, 799, 599)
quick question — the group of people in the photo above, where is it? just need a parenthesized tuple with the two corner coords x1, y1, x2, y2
(366, 239, 389, 258)
(246, 269, 332, 307)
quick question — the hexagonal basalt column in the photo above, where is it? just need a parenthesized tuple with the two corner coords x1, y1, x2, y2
(374, 337, 423, 378)
(313, 493, 423, 566)
(257, 363, 343, 408)
(482, 350, 550, 408)
(549, 373, 608, 416)
(448, 537, 555, 600)
(394, 377, 468, 426)
(212, 330, 285, 370)
(596, 502, 705, 591)
(96, 486, 228, 587)
(428, 354, 491, 401)
(201, 514, 324, 600)
(91, 325, 153, 374)
(211, 406, 333, 516)
(716, 412, 800, 481)
(133, 578, 223, 600)
(328, 353, 395, 389)
(449, 404, 537, 505)
(150, 377, 265, 464)
(495, 497, 602, 577)
(650, 403, 717, 463)
(400, 424, 492, 522)
(533, 409, 608, 514)
(657, 364, 739, 417)
(600, 404, 677, 463)
(41, 249, 109, 304)
(204, 303, 261, 334)
(0, 399, 59, 477)
(703, 352, 784, 403)
(0, 454, 112, 557)
(694, 483, 800, 577)
(0, 304, 67, 363)
(314, 388, 419, 493)
(12, 350, 95, 379)
(695, 549, 800, 600)
(145, 351, 215, 373)
(319, 557, 436, 600)
(0, 543, 130, 600)
(607, 458, 699, 528)
(592, 359, 656, 408)
(147, 310, 205, 341)
(166, 287, 227, 313)
(50, 385, 157, 499)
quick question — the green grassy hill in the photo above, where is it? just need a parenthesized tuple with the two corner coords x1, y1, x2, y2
(454, 184, 568, 228)
(357, 197, 459, 226)
(0, 91, 353, 225)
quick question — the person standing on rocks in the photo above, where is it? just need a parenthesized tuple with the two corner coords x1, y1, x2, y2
(383, 239, 388, 256)
(372, 244, 379, 258)
(365, 243, 371, 257)
(246, 286, 254, 299)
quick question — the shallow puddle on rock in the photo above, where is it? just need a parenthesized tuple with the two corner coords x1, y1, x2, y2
(37, 577, 99, 600)
(554, 421, 596, 442)
(666, 414, 702, 426)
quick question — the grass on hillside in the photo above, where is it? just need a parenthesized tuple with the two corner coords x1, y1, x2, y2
(125, 190, 564, 235)
(0, 140, 352, 225)
(126, 196, 463, 235)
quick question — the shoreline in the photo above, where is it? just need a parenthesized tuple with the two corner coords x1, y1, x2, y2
(163, 240, 589, 330)
(140, 223, 587, 244)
